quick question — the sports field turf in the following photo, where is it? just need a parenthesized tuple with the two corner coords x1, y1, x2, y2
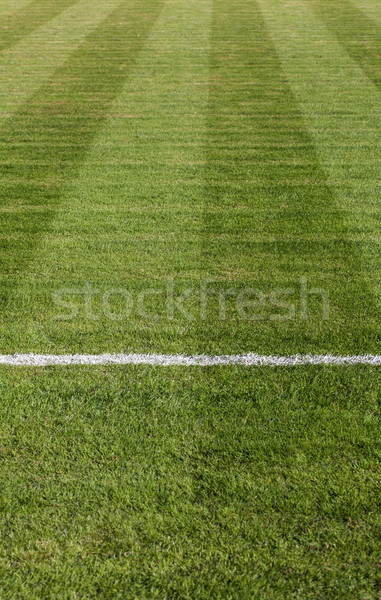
(0, 0, 380, 597)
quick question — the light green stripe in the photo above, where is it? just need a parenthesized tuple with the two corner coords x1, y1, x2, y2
(0, 0, 33, 18)
(257, 0, 381, 303)
(351, 0, 381, 24)
(0, 0, 123, 120)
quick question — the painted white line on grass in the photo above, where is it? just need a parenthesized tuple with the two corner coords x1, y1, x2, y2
(0, 354, 380, 366)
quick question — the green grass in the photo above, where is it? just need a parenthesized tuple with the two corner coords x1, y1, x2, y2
(0, 0, 78, 52)
(0, 367, 380, 599)
(0, 0, 380, 597)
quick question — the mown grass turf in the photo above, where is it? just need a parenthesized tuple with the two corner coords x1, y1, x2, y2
(0, 0, 78, 53)
(0, 367, 380, 599)
(1, 0, 379, 355)
(0, 0, 380, 597)
(311, 0, 381, 90)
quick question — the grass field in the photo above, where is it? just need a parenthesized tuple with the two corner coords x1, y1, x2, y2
(0, 0, 380, 597)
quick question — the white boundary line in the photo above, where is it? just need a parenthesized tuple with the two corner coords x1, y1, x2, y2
(0, 353, 380, 366)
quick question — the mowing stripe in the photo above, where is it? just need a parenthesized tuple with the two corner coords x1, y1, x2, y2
(0, 354, 380, 366)
(0, 0, 124, 121)
(257, 0, 381, 304)
(0, 0, 164, 280)
(1, 0, 212, 353)
(351, 0, 381, 26)
(0, 0, 79, 54)
(310, 0, 381, 91)
(197, 0, 379, 356)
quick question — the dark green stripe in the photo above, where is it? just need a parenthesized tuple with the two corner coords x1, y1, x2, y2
(199, 0, 379, 354)
(0, 0, 80, 53)
(311, 0, 381, 90)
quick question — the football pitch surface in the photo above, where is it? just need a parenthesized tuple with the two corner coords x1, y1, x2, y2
(0, 0, 380, 597)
